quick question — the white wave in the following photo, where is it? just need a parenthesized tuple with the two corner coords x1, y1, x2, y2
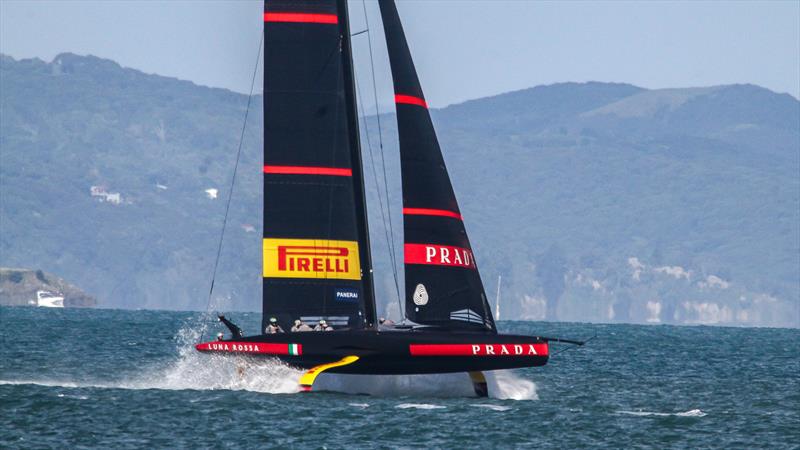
(119, 319, 303, 394)
(395, 403, 446, 410)
(486, 370, 538, 400)
(348, 403, 370, 408)
(57, 393, 88, 400)
(0, 357, 302, 395)
(470, 404, 512, 411)
(618, 409, 706, 417)
(676, 409, 707, 417)
(0, 366, 538, 400)
(129, 352, 303, 394)
(0, 321, 303, 395)
(0, 379, 86, 388)
(0, 379, 125, 392)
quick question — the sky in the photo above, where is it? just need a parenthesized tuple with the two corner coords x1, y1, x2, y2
(1, 0, 798, 108)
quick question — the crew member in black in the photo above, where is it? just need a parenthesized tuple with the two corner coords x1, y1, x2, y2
(218, 315, 244, 338)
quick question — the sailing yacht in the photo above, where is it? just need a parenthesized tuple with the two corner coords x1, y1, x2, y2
(197, 0, 572, 397)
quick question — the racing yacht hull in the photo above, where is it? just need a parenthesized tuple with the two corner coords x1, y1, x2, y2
(196, 330, 548, 375)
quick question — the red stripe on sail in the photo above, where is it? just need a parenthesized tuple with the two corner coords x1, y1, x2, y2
(263, 12, 338, 24)
(403, 208, 462, 220)
(263, 165, 352, 177)
(394, 94, 428, 108)
(409, 343, 549, 356)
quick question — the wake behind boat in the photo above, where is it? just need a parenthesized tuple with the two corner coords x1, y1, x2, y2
(197, 0, 581, 397)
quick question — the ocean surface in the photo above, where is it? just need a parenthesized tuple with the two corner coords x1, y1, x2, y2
(1, 307, 798, 449)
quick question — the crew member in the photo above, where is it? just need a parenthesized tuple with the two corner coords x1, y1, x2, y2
(314, 319, 333, 331)
(218, 315, 244, 339)
(379, 317, 395, 326)
(291, 319, 312, 332)
(216, 332, 225, 341)
(265, 317, 284, 334)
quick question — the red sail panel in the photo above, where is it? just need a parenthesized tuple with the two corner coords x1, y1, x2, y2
(394, 94, 428, 108)
(263, 12, 338, 23)
(263, 165, 353, 177)
(402, 208, 463, 220)
(379, 0, 495, 332)
(404, 243, 477, 269)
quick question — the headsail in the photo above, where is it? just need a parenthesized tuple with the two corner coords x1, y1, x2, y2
(378, 0, 496, 332)
(261, 0, 376, 332)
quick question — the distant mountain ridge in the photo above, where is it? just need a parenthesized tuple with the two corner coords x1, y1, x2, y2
(1, 53, 797, 327)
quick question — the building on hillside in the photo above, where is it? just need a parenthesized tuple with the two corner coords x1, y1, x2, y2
(90, 185, 123, 205)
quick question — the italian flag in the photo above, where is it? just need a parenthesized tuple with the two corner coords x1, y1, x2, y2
(288, 343, 302, 356)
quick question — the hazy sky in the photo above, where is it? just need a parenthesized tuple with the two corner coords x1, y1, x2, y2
(1, 0, 798, 107)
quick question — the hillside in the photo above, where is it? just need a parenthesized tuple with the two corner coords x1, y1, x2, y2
(1, 53, 797, 326)
(0, 267, 96, 307)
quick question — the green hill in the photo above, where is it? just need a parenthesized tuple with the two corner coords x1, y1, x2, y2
(1, 53, 797, 327)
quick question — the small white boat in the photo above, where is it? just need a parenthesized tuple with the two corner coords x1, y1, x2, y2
(35, 290, 64, 308)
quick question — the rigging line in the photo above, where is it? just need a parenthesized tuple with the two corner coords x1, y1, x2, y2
(355, 75, 401, 315)
(361, 0, 403, 319)
(202, 32, 263, 340)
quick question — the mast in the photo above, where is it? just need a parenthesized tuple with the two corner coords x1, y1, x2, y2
(337, 0, 377, 328)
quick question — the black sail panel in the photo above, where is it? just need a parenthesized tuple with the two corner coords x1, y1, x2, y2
(378, 0, 496, 332)
(261, 0, 375, 332)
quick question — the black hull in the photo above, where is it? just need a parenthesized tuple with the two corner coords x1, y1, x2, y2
(196, 330, 548, 375)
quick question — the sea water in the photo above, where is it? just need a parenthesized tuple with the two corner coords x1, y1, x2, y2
(1, 307, 798, 448)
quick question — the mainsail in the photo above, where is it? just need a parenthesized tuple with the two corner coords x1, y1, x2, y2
(261, 0, 375, 332)
(379, 0, 496, 332)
